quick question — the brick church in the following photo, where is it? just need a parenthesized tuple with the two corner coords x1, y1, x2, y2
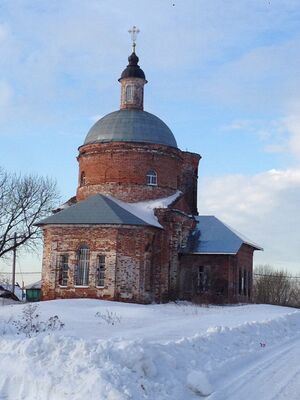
(38, 36, 261, 304)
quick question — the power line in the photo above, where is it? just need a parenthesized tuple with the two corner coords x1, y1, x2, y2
(0, 271, 41, 275)
(254, 273, 300, 280)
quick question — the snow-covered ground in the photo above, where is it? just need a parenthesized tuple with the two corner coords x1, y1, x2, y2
(0, 300, 300, 399)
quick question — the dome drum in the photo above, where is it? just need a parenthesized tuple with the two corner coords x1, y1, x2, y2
(76, 141, 181, 202)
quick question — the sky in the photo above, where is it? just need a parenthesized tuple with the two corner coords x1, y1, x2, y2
(0, 0, 300, 283)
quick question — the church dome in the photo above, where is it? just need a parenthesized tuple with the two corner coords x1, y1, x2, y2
(84, 109, 177, 148)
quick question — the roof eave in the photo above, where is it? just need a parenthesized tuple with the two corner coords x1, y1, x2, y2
(180, 251, 238, 255)
(242, 241, 264, 251)
(35, 222, 163, 229)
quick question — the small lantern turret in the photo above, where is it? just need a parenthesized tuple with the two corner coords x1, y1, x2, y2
(118, 26, 147, 111)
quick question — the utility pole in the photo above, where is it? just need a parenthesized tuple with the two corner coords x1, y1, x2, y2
(12, 232, 17, 294)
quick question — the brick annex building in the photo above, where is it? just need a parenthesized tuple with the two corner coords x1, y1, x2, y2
(38, 43, 261, 304)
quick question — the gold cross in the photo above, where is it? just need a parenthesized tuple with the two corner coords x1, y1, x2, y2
(128, 26, 140, 52)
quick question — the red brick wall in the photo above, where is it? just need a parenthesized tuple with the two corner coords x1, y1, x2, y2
(76, 142, 200, 214)
(41, 224, 160, 303)
(234, 244, 254, 302)
(179, 254, 231, 303)
(178, 152, 201, 215)
(179, 244, 255, 304)
(40, 209, 196, 304)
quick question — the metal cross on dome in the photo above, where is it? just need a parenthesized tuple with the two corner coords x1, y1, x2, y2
(128, 26, 140, 52)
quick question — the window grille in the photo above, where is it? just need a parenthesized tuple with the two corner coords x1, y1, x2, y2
(146, 170, 157, 186)
(75, 245, 90, 286)
(196, 266, 210, 293)
(58, 254, 68, 286)
(97, 255, 105, 287)
(125, 85, 134, 102)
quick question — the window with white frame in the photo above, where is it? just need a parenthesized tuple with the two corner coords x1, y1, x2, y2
(96, 255, 105, 287)
(75, 245, 90, 286)
(146, 170, 157, 186)
(125, 85, 134, 102)
(58, 254, 68, 286)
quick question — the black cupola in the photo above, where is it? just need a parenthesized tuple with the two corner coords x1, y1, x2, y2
(119, 51, 146, 81)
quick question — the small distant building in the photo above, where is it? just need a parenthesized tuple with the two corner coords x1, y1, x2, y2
(25, 281, 41, 302)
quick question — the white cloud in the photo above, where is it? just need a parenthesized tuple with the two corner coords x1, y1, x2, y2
(222, 104, 300, 164)
(198, 168, 300, 273)
(282, 115, 300, 159)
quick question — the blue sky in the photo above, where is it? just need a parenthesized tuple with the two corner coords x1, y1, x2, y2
(1, 0, 300, 281)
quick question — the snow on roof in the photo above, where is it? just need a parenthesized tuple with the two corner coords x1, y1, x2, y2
(37, 191, 182, 229)
(184, 216, 263, 254)
(25, 280, 41, 290)
(108, 191, 182, 229)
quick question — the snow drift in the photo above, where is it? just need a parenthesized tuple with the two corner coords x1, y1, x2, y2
(0, 301, 299, 400)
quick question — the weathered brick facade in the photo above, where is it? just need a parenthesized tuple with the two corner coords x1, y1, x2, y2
(76, 142, 200, 214)
(41, 207, 195, 303)
(40, 47, 258, 304)
(179, 244, 254, 304)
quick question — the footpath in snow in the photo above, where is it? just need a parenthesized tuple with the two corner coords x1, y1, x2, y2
(0, 300, 300, 400)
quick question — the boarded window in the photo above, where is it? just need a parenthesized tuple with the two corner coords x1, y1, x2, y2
(58, 254, 68, 286)
(75, 245, 90, 286)
(96, 255, 105, 287)
(146, 170, 157, 186)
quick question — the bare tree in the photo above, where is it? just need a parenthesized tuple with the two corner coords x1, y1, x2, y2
(253, 265, 300, 308)
(0, 167, 58, 258)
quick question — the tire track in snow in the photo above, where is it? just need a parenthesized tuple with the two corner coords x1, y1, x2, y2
(210, 336, 300, 400)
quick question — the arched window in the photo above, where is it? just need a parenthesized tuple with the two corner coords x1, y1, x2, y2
(75, 245, 90, 286)
(80, 172, 86, 186)
(146, 170, 157, 186)
(125, 85, 134, 102)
